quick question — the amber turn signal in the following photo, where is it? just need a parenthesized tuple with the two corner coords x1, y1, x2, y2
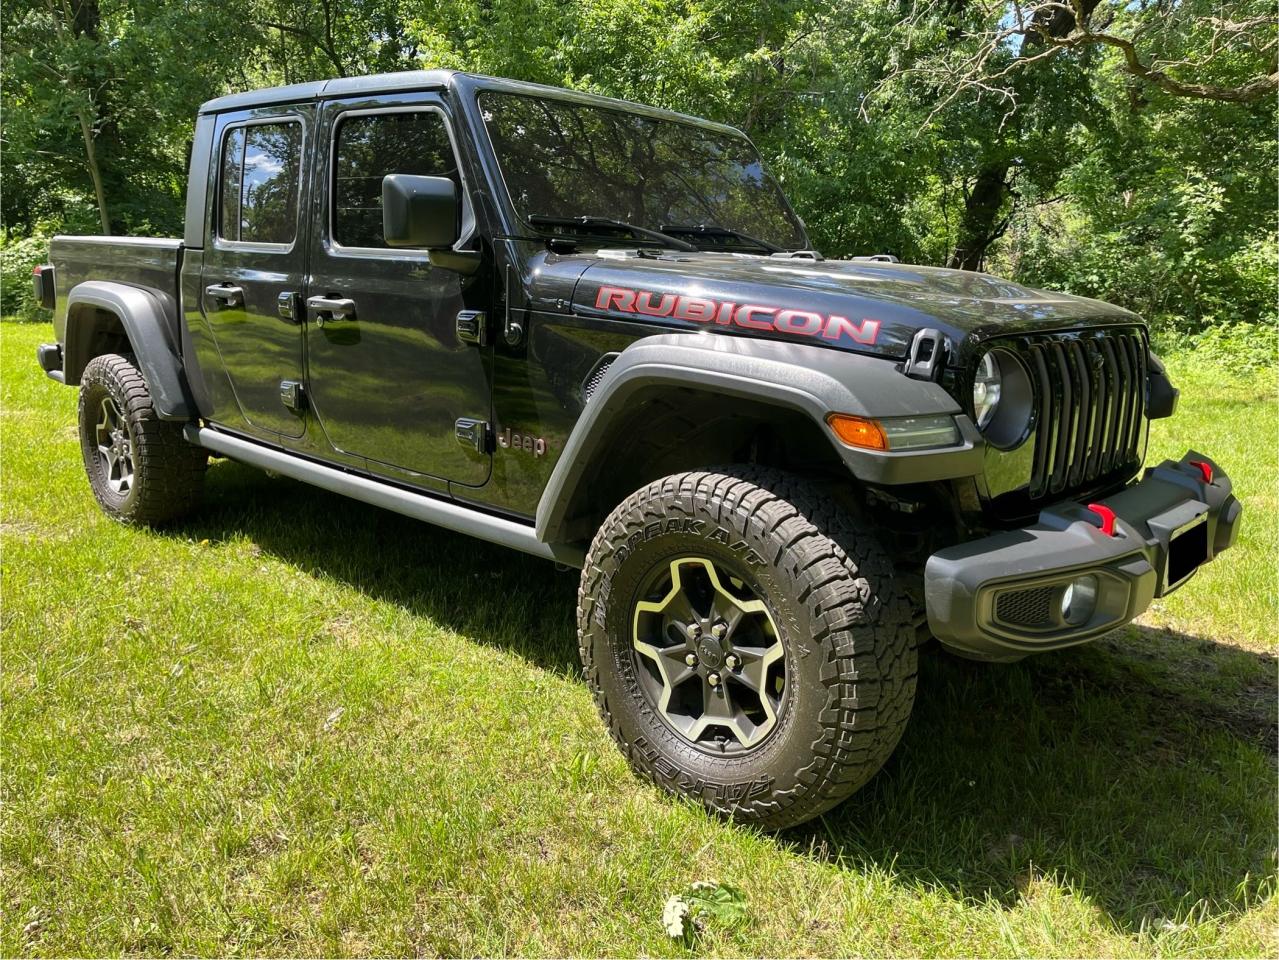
(825, 413, 888, 451)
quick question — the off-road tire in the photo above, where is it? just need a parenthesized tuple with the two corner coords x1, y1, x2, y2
(578, 467, 917, 830)
(78, 353, 207, 525)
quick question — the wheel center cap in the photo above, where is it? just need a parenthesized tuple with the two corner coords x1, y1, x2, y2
(696, 637, 724, 668)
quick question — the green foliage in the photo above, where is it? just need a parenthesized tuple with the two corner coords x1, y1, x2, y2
(1154, 321, 1279, 377)
(0, 226, 54, 321)
(661, 881, 750, 940)
(2, 0, 1274, 335)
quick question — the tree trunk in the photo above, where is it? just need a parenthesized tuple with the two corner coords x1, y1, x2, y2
(944, 0, 1102, 270)
(947, 165, 1007, 270)
(50, 0, 110, 233)
(77, 108, 110, 235)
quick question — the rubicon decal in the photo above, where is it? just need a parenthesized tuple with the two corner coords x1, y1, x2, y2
(594, 285, 880, 346)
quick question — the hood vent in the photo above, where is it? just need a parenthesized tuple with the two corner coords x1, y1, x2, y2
(582, 353, 618, 403)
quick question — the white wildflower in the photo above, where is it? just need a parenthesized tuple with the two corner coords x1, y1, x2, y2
(661, 894, 691, 938)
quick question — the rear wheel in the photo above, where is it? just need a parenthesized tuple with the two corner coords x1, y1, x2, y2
(578, 467, 917, 830)
(78, 353, 207, 525)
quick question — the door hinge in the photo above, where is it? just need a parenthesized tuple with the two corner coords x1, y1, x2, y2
(456, 310, 487, 346)
(454, 417, 491, 453)
(280, 380, 306, 413)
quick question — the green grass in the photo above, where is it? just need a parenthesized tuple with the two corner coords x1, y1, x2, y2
(2, 319, 1275, 957)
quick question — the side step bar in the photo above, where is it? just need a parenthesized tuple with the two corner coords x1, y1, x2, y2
(185, 425, 583, 567)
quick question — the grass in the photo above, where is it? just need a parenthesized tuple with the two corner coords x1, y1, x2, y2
(2, 318, 1275, 957)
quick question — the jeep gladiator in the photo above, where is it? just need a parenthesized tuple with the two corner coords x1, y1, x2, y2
(34, 70, 1242, 829)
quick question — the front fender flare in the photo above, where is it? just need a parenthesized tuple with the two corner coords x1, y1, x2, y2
(534, 333, 983, 544)
(63, 280, 194, 420)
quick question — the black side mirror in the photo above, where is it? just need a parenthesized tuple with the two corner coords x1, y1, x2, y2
(382, 174, 460, 249)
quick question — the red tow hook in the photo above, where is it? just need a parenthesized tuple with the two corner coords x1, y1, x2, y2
(1189, 460, 1214, 485)
(1086, 503, 1118, 537)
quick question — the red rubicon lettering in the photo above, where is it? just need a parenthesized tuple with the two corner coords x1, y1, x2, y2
(774, 309, 824, 336)
(734, 304, 776, 330)
(592, 284, 881, 346)
(822, 314, 880, 345)
(635, 291, 677, 317)
(673, 296, 716, 322)
(596, 286, 637, 311)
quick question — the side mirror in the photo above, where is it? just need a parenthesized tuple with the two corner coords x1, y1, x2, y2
(382, 174, 460, 249)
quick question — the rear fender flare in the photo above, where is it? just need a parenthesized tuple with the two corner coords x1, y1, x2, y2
(63, 280, 194, 420)
(534, 333, 982, 545)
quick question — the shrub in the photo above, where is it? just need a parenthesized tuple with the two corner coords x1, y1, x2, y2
(1153, 320, 1279, 377)
(1, 227, 53, 321)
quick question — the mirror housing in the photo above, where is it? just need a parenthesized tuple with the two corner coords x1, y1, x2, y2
(382, 174, 459, 249)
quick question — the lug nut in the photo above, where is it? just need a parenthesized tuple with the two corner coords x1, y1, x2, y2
(725, 653, 740, 669)
(688, 623, 702, 638)
(712, 621, 728, 638)
(684, 652, 698, 667)
(707, 672, 721, 687)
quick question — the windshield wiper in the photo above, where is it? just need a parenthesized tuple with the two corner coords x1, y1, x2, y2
(660, 223, 784, 254)
(527, 214, 698, 252)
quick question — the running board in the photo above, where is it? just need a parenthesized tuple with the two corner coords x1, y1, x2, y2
(185, 425, 582, 567)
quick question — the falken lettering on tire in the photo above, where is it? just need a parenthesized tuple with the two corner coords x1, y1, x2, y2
(594, 285, 881, 346)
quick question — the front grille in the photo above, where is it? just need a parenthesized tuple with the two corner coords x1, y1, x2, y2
(1024, 329, 1147, 499)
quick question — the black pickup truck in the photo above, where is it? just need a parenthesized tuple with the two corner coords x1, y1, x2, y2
(34, 70, 1242, 829)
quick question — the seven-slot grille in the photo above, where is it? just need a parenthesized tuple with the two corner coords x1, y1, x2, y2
(1021, 328, 1148, 499)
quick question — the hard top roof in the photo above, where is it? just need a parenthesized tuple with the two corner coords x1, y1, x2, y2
(197, 71, 740, 136)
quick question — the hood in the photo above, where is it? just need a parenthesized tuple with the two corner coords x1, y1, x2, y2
(562, 251, 1141, 358)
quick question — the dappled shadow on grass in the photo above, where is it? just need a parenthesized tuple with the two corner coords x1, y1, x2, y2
(788, 636, 1276, 933)
(180, 459, 1277, 934)
(180, 459, 582, 674)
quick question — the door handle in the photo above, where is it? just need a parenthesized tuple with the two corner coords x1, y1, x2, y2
(306, 295, 356, 324)
(205, 283, 243, 307)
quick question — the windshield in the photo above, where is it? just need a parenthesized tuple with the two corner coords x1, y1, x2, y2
(478, 92, 807, 251)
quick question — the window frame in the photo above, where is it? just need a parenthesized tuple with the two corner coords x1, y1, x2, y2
(325, 104, 475, 259)
(214, 115, 306, 253)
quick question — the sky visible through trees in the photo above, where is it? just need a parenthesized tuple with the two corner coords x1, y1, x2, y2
(3, 0, 1275, 331)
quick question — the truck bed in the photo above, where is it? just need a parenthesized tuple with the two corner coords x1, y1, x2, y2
(48, 236, 182, 342)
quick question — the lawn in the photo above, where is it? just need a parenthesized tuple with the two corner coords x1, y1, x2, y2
(2, 319, 1275, 957)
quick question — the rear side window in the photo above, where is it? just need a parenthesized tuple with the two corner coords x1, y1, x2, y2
(332, 111, 459, 249)
(218, 121, 302, 244)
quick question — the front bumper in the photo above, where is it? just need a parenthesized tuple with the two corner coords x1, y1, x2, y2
(925, 451, 1242, 661)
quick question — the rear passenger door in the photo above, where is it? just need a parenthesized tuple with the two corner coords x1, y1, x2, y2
(199, 107, 311, 438)
(304, 97, 492, 487)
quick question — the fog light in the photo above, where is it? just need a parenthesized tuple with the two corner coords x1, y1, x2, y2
(1060, 575, 1099, 626)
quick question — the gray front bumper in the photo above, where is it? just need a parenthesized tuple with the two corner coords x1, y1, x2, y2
(925, 451, 1242, 661)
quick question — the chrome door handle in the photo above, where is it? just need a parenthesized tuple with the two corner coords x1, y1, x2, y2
(306, 296, 356, 324)
(204, 283, 243, 307)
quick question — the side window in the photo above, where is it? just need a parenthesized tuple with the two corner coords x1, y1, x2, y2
(218, 121, 302, 244)
(333, 111, 459, 249)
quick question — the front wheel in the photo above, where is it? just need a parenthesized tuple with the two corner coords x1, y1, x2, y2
(78, 353, 207, 525)
(578, 467, 917, 830)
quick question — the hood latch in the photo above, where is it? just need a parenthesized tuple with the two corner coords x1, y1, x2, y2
(903, 327, 947, 381)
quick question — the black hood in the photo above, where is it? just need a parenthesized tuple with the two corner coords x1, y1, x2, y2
(557, 251, 1141, 358)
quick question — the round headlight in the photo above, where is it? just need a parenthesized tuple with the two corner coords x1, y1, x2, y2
(971, 349, 1033, 448)
(972, 352, 1002, 429)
